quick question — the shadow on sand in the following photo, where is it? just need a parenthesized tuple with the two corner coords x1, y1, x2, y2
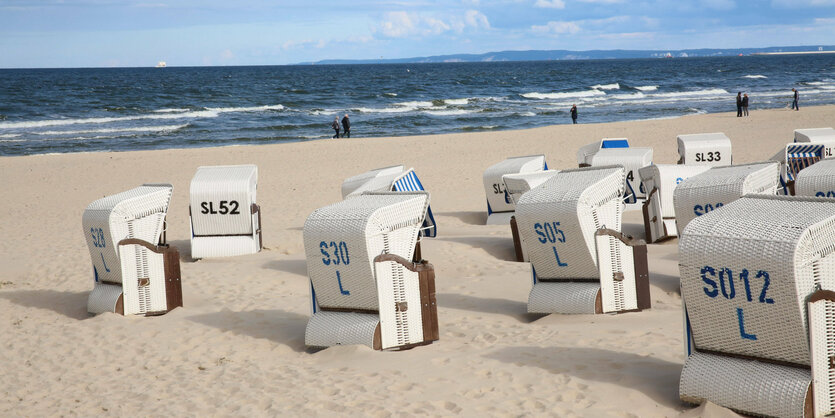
(188, 309, 309, 352)
(485, 346, 682, 407)
(167, 239, 197, 263)
(435, 211, 487, 226)
(0, 289, 91, 320)
(262, 259, 308, 277)
(435, 235, 517, 261)
(437, 292, 543, 323)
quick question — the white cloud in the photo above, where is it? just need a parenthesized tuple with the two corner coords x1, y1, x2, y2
(773, 0, 835, 6)
(577, 0, 624, 3)
(376, 10, 490, 38)
(534, 0, 566, 9)
(531, 20, 581, 34)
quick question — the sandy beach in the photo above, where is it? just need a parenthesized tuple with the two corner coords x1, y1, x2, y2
(1, 105, 833, 416)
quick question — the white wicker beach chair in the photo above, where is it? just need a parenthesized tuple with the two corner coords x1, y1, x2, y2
(515, 166, 651, 314)
(576, 138, 630, 167)
(501, 170, 560, 262)
(672, 162, 779, 237)
(341, 165, 405, 199)
(679, 195, 835, 417)
(587, 147, 653, 208)
(483, 155, 548, 225)
(341, 166, 436, 239)
(638, 164, 711, 243)
(795, 159, 835, 198)
(189, 164, 261, 258)
(304, 192, 438, 350)
(676, 133, 732, 166)
(770, 143, 826, 195)
(795, 127, 835, 158)
(83, 184, 182, 316)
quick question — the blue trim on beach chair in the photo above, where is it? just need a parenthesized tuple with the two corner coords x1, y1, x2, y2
(601, 139, 629, 148)
(392, 169, 437, 238)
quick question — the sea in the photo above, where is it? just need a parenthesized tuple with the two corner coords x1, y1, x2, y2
(1, 54, 833, 156)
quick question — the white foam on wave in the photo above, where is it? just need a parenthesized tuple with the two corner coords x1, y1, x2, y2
(396, 101, 435, 108)
(743, 75, 767, 79)
(522, 90, 605, 100)
(444, 98, 469, 105)
(423, 109, 473, 116)
(37, 124, 189, 136)
(591, 83, 620, 90)
(153, 108, 190, 113)
(517, 111, 537, 117)
(612, 92, 646, 100)
(635, 85, 658, 91)
(651, 88, 728, 98)
(353, 106, 416, 114)
(383, 92, 398, 97)
(0, 104, 284, 130)
(0, 133, 21, 138)
(0, 138, 25, 143)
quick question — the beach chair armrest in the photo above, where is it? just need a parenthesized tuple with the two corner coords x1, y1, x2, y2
(595, 228, 646, 247)
(809, 289, 835, 416)
(373, 253, 434, 273)
(117, 238, 167, 253)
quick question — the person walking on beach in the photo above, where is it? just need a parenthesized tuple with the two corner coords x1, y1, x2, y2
(570, 104, 578, 124)
(331, 117, 341, 138)
(736, 92, 743, 117)
(791, 88, 800, 111)
(341, 114, 351, 138)
(742, 93, 749, 116)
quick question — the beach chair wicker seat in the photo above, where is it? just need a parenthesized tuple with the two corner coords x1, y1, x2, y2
(502, 170, 560, 262)
(638, 164, 710, 243)
(795, 127, 835, 158)
(83, 184, 182, 316)
(587, 147, 653, 208)
(303, 192, 439, 350)
(189, 164, 261, 258)
(771, 143, 826, 195)
(672, 162, 778, 237)
(483, 155, 548, 225)
(341, 166, 436, 238)
(678, 195, 835, 417)
(576, 138, 630, 167)
(795, 159, 835, 198)
(676, 133, 732, 166)
(515, 166, 651, 314)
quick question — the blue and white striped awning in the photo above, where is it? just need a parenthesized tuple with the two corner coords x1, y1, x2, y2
(392, 169, 437, 238)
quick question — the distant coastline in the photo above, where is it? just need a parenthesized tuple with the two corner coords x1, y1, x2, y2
(300, 45, 835, 65)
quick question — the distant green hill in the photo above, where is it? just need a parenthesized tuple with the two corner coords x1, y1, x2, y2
(300, 45, 834, 65)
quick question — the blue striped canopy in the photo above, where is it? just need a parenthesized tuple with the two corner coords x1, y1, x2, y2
(392, 170, 437, 238)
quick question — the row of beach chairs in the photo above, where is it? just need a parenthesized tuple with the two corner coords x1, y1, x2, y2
(82, 127, 835, 416)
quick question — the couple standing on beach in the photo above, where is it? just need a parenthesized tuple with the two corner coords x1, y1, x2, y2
(736, 92, 750, 117)
(331, 114, 351, 138)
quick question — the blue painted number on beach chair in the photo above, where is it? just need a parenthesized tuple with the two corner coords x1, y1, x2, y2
(700, 265, 773, 341)
(320, 241, 351, 295)
(534, 221, 568, 267)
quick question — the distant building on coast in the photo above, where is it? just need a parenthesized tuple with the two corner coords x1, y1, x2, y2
(156, 61, 167, 68)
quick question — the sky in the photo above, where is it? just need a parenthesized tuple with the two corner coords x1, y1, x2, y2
(0, 0, 833, 68)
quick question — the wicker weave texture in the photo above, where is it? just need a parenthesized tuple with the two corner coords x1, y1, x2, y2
(305, 311, 379, 348)
(596, 234, 637, 312)
(588, 147, 653, 203)
(483, 155, 546, 215)
(680, 195, 835, 365)
(795, 128, 835, 159)
(528, 281, 600, 314)
(341, 165, 404, 198)
(502, 170, 560, 206)
(516, 166, 624, 280)
(87, 283, 123, 314)
(189, 165, 257, 236)
(119, 243, 168, 315)
(673, 162, 778, 237)
(809, 298, 835, 415)
(576, 138, 630, 166)
(676, 133, 732, 166)
(82, 184, 172, 286)
(191, 235, 260, 259)
(304, 193, 427, 311)
(680, 351, 810, 418)
(795, 159, 835, 198)
(375, 260, 424, 348)
(640, 164, 711, 242)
